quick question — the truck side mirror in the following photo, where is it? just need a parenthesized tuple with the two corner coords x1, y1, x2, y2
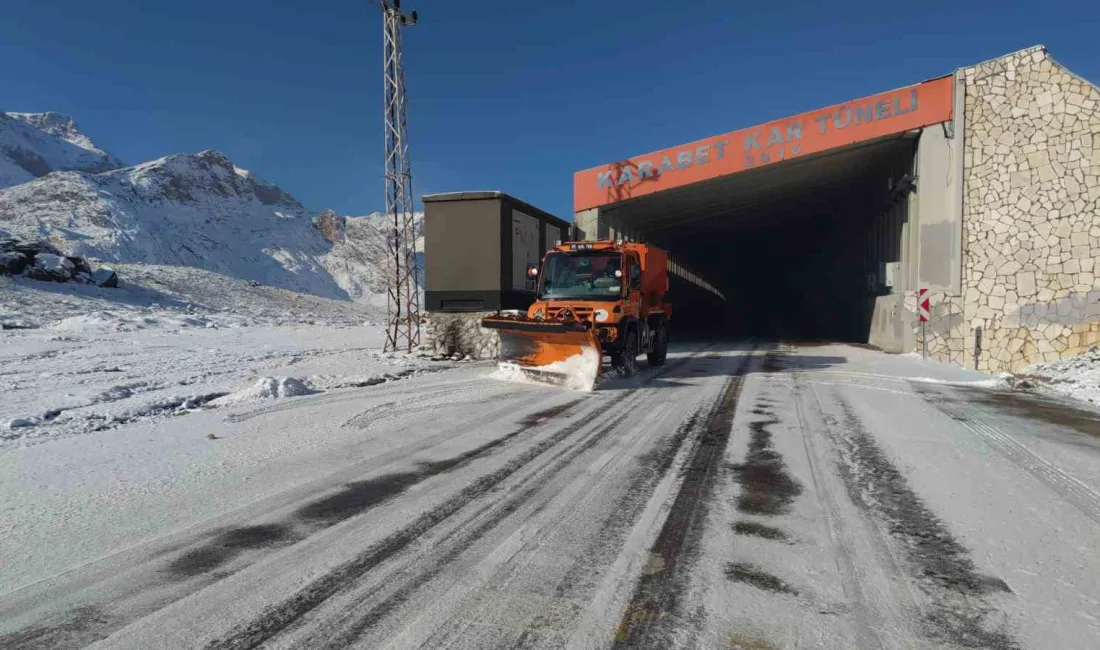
(525, 264, 539, 291)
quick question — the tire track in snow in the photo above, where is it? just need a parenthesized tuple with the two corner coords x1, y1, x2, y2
(169, 399, 588, 579)
(825, 393, 1019, 649)
(456, 373, 726, 649)
(202, 345, 721, 649)
(308, 411, 635, 648)
(1, 347, 718, 649)
(507, 409, 708, 648)
(204, 397, 633, 648)
(916, 385, 1100, 528)
(0, 389, 564, 648)
(223, 371, 472, 423)
(718, 351, 807, 616)
(363, 349, 734, 649)
(268, 349, 724, 646)
(341, 383, 492, 430)
(791, 374, 910, 650)
(612, 348, 754, 648)
(728, 352, 803, 519)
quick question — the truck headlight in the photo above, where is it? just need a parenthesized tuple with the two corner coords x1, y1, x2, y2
(594, 309, 609, 322)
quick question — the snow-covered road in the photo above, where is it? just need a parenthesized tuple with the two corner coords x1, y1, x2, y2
(2, 341, 1099, 649)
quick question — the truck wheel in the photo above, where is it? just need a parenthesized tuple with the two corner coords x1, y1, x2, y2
(612, 331, 639, 376)
(647, 326, 667, 366)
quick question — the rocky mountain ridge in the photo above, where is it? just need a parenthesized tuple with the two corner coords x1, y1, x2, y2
(0, 111, 421, 307)
(0, 111, 124, 189)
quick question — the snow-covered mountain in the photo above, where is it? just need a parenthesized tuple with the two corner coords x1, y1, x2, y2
(315, 209, 424, 304)
(0, 112, 124, 189)
(0, 144, 423, 305)
(0, 110, 427, 312)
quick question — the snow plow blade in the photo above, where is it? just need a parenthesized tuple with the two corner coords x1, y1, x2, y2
(481, 315, 602, 390)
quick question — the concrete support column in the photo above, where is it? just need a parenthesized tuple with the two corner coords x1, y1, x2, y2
(916, 117, 964, 293)
(573, 208, 642, 243)
(573, 208, 602, 241)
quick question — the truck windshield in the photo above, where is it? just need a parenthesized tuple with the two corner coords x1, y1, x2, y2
(539, 252, 623, 300)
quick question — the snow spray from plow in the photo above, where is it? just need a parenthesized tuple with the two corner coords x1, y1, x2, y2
(492, 346, 602, 392)
(485, 316, 603, 391)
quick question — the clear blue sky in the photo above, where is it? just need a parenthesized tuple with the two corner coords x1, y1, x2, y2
(4, 0, 1098, 219)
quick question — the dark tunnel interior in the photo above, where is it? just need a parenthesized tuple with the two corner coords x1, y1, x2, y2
(608, 136, 918, 343)
(670, 209, 878, 341)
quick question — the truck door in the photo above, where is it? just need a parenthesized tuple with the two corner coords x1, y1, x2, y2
(625, 254, 645, 339)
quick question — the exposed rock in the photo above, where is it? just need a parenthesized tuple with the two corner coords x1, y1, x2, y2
(29, 253, 75, 282)
(66, 256, 92, 276)
(312, 210, 346, 244)
(91, 266, 118, 288)
(0, 250, 28, 274)
(13, 241, 49, 261)
(0, 234, 118, 286)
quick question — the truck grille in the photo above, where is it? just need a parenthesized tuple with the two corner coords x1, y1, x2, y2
(548, 306, 594, 321)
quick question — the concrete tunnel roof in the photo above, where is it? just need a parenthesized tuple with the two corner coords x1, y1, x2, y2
(602, 134, 918, 243)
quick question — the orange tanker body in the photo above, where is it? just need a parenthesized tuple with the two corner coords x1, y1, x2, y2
(481, 240, 671, 389)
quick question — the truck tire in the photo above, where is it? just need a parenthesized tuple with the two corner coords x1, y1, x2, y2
(612, 330, 639, 376)
(647, 326, 667, 366)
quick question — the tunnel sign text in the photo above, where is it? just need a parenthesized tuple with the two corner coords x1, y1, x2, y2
(597, 87, 924, 190)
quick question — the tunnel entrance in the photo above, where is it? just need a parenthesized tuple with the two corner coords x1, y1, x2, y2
(573, 75, 954, 346)
(600, 136, 918, 342)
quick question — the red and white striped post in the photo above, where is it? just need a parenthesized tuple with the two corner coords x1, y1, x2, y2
(919, 288, 930, 359)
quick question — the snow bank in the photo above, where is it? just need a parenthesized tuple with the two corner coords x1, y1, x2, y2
(907, 374, 1013, 389)
(52, 311, 142, 332)
(5, 418, 38, 430)
(50, 310, 216, 333)
(1017, 346, 1100, 403)
(210, 377, 317, 406)
(307, 371, 415, 390)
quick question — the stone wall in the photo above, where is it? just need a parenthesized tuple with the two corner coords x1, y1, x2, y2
(422, 312, 500, 360)
(921, 46, 1100, 372)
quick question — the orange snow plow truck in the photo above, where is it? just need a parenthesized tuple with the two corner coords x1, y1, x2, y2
(481, 241, 670, 389)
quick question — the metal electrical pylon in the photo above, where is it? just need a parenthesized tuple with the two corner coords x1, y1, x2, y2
(380, 0, 420, 352)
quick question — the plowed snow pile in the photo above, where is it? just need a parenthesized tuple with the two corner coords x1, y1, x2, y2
(210, 377, 316, 405)
(1018, 346, 1100, 403)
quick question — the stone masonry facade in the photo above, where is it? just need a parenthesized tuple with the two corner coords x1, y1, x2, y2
(421, 312, 500, 360)
(921, 46, 1100, 372)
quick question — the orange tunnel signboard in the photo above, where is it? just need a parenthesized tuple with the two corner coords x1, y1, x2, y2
(573, 75, 955, 212)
